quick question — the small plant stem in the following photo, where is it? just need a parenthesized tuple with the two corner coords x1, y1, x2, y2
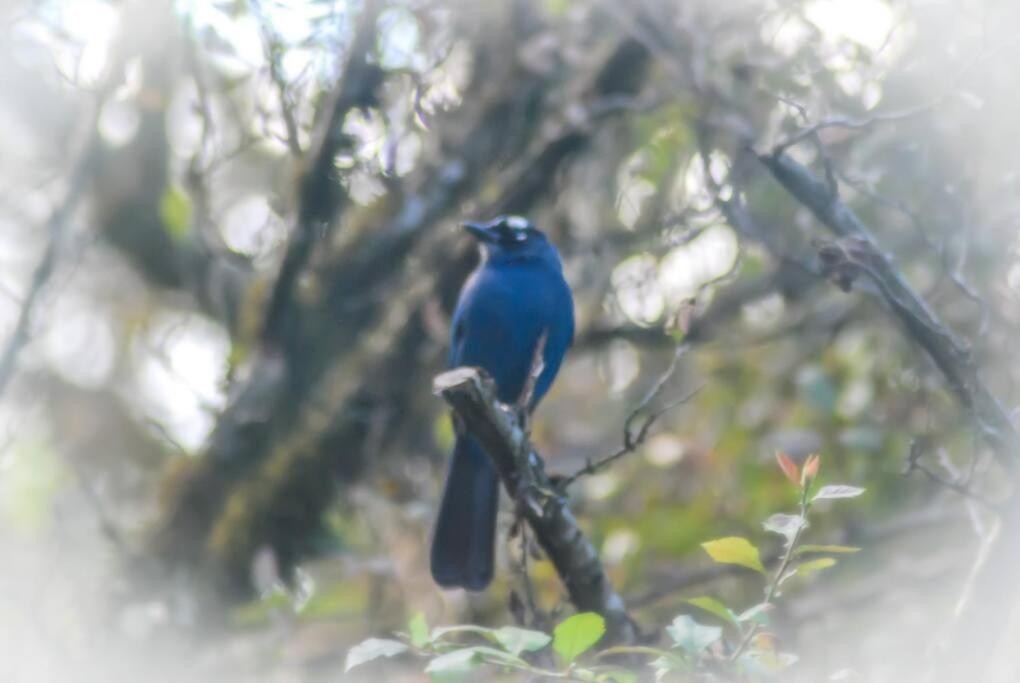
(730, 484, 812, 661)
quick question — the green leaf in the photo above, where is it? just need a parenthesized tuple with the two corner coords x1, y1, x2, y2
(159, 185, 192, 240)
(812, 485, 865, 502)
(424, 648, 483, 676)
(796, 557, 837, 576)
(492, 626, 551, 656)
(665, 615, 722, 655)
(553, 612, 606, 663)
(344, 638, 408, 672)
(685, 596, 738, 626)
(762, 513, 807, 544)
(701, 537, 765, 573)
(432, 413, 455, 452)
(408, 612, 429, 648)
(795, 544, 860, 556)
(425, 646, 525, 675)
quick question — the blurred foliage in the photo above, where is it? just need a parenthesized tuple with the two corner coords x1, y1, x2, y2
(1, 0, 1019, 680)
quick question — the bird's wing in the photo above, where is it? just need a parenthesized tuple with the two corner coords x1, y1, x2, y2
(449, 269, 545, 403)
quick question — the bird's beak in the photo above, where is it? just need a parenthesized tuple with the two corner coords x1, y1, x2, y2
(462, 221, 494, 242)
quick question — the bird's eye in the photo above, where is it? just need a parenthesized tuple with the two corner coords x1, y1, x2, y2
(513, 231, 528, 242)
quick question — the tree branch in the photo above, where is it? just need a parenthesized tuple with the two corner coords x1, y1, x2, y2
(0, 150, 92, 400)
(757, 150, 1016, 461)
(433, 367, 637, 645)
(771, 39, 1020, 153)
(260, 0, 384, 345)
(92, 13, 254, 333)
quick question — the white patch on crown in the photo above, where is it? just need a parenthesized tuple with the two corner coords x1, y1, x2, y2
(505, 215, 531, 231)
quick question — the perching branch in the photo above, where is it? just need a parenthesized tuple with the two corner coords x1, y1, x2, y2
(433, 367, 637, 645)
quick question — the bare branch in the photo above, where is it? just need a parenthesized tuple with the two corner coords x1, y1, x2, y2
(772, 40, 1020, 153)
(904, 439, 999, 512)
(773, 104, 942, 154)
(758, 151, 1016, 461)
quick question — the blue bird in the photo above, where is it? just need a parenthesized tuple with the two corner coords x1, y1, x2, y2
(431, 215, 575, 591)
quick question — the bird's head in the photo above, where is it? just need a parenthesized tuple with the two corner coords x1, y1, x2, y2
(461, 215, 557, 264)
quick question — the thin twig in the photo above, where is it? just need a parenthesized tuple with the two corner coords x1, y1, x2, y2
(904, 439, 999, 512)
(182, 20, 217, 169)
(509, 520, 546, 633)
(772, 39, 1020, 153)
(256, 7, 303, 158)
(559, 345, 699, 490)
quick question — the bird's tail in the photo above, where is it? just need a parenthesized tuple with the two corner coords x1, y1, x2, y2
(430, 434, 499, 591)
